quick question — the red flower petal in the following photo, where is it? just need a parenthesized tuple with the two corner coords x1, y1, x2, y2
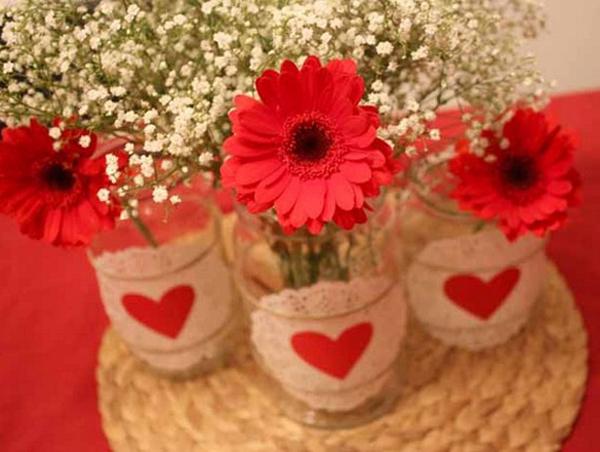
(255, 167, 290, 204)
(223, 136, 278, 158)
(306, 218, 324, 235)
(238, 107, 282, 136)
(280, 59, 300, 76)
(326, 59, 357, 75)
(324, 97, 353, 121)
(274, 177, 301, 214)
(256, 70, 280, 110)
(288, 198, 308, 228)
(347, 126, 377, 148)
(343, 151, 369, 161)
(278, 71, 303, 116)
(546, 179, 573, 195)
(234, 158, 282, 186)
(340, 115, 369, 137)
(42, 208, 63, 243)
(298, 179, 326, 219)
(339, 161, 372, 183)
(353, 184, 365, 208)
(329, 173, 355, 211)
(322, 185, 337, 221)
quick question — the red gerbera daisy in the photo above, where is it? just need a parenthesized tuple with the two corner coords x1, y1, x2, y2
(449, 108, 581, 240)
(0, 118, 121, 246)
(221, 56, 402, 234)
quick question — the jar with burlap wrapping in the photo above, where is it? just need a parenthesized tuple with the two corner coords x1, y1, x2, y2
(399, 159, 548, 350)
(233, 198, 406, 428)
(88, 188, 238, 378)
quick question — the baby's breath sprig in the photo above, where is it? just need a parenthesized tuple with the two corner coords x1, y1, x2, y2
(0, 0, 548, 213)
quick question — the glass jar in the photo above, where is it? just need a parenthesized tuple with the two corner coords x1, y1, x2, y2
(233, 199, 406, 428)
(399, 160, 548, 350)
(88, 190, 238, 378)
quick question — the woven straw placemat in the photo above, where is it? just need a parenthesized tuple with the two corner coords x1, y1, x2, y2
(97, 264, 588, 452)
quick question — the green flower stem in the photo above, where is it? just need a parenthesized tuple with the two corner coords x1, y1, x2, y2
(129, 213, 159, 248)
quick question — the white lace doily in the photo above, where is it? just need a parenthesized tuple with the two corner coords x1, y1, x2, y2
(407, 229, 548, 349)
(91, 232, 234, 372)
(251, 278, 407, 411)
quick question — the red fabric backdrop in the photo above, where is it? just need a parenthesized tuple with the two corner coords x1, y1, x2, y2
(0, 91, 599, 451)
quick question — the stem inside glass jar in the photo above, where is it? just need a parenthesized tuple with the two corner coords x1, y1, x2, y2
(269, 232, 354, 289)
(237, 198, 391, 290)
(127, 208, 159, 248)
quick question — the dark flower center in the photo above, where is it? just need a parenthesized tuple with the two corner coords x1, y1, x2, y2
(41, 163, 76, 191)
(291, 121, 332, 161)
(499, 155, 538, 189)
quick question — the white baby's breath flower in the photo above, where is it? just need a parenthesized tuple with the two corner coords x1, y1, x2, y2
(48, 127, 61, 140)
(213, 32, 233, 49)
(375, 41, 393, 56)
(143, 109, 158, 123)
(424, 110, 436, 121)
(406, 98, 420, 112)
(140, 155, 155, 178)
(97, 188, 111, 203)
(122, 111, 137, 123)
(152, 185, 169, 203)
(133, 175, 145, 187)
(105, 153, 121, 183)
(411, 46, 429, 60)
(78, 135, 92, 148)
(198, 152, 213, 166)
(405, 145, 417, 156)
(144, 140, 163, 153)
(371, 80, 383, 92)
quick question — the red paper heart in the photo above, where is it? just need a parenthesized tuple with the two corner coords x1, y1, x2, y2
(444, 268, 520, 320)
(291, 322, 373, 380)
(122, 285, 195, 338)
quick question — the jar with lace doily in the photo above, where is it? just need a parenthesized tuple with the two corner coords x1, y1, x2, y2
(88, 186, 238, 378)
(398, 159, 548, 350)
(233, 198, 407, 428)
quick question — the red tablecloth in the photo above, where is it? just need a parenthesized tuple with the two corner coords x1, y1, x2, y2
(1, 91, 599, 452)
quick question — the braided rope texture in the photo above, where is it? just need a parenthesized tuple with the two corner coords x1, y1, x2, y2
(97, 264, 587, 452)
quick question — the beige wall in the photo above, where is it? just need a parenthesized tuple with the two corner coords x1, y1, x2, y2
(528, 0, 600, 92)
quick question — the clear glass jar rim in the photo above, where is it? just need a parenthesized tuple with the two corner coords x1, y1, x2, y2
(413, 238, 548, 273)
(87, 238, 217, 281)
(407, 158, 479, 224)
(235, 267, 398, 320)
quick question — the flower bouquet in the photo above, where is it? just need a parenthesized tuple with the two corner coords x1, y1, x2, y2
(400, 108, 580, 349)
(208, 0, 559, 425)
(0, 1, 249, 376)
(0, 0, 580, 427)
(226, 56, 407, 427)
